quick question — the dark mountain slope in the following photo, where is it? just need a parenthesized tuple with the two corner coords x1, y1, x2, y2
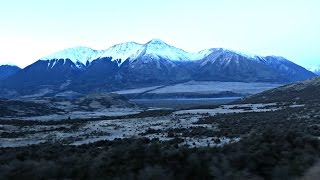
(0, 65, 21, 80)
(240, 76, 320, 103)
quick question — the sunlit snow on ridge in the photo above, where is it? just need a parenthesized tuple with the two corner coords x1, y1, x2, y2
(40, 39, 290, 69)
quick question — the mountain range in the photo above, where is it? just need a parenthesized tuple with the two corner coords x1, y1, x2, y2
(0, 39, 316, 98)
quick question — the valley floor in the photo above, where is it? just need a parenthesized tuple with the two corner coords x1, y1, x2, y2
(0, 102, 304, 148)
(113, 81, 283, 99)
(1, 101, 320, 179)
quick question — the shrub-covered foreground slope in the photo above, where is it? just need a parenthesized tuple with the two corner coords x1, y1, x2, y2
(1, 128, 320, 179)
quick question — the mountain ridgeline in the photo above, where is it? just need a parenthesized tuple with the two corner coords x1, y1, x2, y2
(309, 65, 320, 75)
(0, 39, 316, 97)
(0, 65, 21, 80)
(240, 76, 320, 104)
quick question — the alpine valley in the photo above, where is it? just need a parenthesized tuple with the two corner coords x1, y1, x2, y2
(0, 39, 316, 98)
(1, 40, 320, 179)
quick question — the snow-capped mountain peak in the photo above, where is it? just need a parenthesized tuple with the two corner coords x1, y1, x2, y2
(41, 47, 101, 67)
(144, 39, 180, 53)
(99, 42, 143, 66)
(264, 56, 288, 61)
(131, 39, 211, 61)
(208, 48, 260, 60)
(147, 38, 167, 45)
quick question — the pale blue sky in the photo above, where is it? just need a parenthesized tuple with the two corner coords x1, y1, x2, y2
(0, 0, 319, 68)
